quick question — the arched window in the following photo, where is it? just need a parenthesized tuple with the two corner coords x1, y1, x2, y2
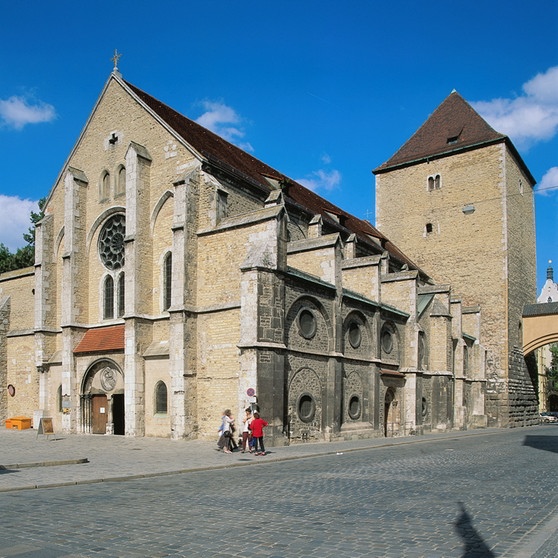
(57, 385, 63, 413)
(427, 174, 441, 191)
(117, 272, 125, 318)
(104, 275, 114, 319)
(100, 171, 110, 201)
(428, 176, 435, 191)
(163, 252, 172, 311)
(116, 166, 126, 196)
(155, 381, 168, 414)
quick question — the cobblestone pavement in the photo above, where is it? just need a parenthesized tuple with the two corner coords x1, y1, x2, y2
(1, 425, 557, 557)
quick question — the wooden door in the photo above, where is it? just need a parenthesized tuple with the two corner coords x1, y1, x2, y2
(92, 394, 108, 434)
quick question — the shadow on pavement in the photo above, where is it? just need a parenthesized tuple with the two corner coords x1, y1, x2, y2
(454, 501, 495, 557)
(0, 467, 19, 475)
(523, 433, 558, 453)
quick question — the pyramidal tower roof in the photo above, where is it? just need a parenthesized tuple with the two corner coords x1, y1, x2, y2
(374, 91, 511, 174)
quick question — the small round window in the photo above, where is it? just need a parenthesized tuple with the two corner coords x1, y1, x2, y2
(381, 329, 393, 354)
(98, 214, 126, 270)
(298, 393, 316, 423)
(348, 322, 362, 349)
(298, 309, 317, 339)
(348, 395, 361, 420)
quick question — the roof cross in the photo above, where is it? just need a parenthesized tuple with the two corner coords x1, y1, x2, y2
(111, 49, 122, 71)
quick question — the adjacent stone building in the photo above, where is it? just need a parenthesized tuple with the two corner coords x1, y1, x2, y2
(1, 73, 511, 443)
(374, 91, 538, 427)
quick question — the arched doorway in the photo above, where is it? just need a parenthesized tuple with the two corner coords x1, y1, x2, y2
(81, 360, 125, 435)
(384, 388, 399, 437)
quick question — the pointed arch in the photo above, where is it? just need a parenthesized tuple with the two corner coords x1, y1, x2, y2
(150, 190, 174, 235)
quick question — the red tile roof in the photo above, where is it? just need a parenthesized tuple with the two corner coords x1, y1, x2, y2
(374, 91, 506, 173)
(126, 80, 282, 193)
(74, 325, 125, 354)
(374, 91, 524, 176)
(123, 79, 426, 275)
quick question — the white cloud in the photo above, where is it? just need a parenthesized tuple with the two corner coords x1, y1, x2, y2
(195, 100, 253, 152)
(537, 166, 558, 196)
(472, 66, 558, 148)
(0, 195, 39, 251)
(0, 95, 56, 130)
(296, 169, 342, 192)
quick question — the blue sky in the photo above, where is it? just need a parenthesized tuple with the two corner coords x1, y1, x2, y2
(1, 1, 557, 292)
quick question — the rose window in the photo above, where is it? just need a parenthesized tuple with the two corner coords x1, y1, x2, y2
(98, 214, 126, 270)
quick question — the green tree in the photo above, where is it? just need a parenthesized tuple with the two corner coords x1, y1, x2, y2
(547, 344, 558, 391)
(0, 243, 15, 274)
(22, 197, 46, 248)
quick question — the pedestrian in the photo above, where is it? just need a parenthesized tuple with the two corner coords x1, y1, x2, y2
(217, 409, 235, 454)
(249, 411, 268, 455)
(241, 408, 253, 453)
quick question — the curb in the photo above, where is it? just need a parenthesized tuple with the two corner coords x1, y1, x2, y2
(0, 428, 506, 494)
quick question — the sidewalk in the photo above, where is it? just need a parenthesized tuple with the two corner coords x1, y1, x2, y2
(0, 426, 503, 493)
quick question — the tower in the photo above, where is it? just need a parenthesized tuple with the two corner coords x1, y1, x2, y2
(374, 91, 538, 427)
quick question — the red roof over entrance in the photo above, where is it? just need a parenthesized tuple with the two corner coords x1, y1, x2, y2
(74, 325, 125, 354)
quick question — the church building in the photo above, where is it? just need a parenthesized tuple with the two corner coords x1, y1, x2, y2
(3, 71, 530, 443)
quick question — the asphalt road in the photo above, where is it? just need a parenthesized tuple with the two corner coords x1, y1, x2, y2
(1, 426, 558, 557)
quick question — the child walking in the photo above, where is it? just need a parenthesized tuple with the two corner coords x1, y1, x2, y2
(249, 411, 268, 456)
(241, 408, 253, 453)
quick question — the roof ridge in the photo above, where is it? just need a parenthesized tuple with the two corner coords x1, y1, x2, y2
(121, 78, 427, 275)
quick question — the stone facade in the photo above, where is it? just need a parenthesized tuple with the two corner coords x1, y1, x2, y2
(0, 74, 490, 443)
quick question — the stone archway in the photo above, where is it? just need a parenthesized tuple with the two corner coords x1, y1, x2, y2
(81, 360, 124, 435)
(523, 303, 558, 354)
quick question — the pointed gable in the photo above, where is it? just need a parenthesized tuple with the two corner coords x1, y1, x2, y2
(374, 91, 507, 174)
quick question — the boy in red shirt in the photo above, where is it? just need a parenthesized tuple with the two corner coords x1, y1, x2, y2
(249, 411, 268, 455)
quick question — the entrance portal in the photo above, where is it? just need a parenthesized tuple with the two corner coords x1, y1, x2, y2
(81, 360, 124, 435)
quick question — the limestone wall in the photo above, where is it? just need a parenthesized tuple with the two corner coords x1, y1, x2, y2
(6, 333, 38, 418)
(0, 269, 35, 331)
(144, 357, 172, 437)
